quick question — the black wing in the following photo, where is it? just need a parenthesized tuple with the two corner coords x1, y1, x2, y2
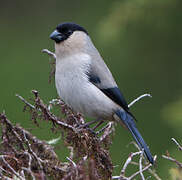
(100, 87, 129, 112)
(87, 71, 135, 118)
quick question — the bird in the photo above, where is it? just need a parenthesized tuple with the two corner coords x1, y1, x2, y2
(49, 22, 154, 164)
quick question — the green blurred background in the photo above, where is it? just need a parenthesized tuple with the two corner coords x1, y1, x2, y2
(1, 0, 182, 179)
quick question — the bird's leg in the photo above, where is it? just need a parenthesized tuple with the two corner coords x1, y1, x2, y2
(92, 120, 104, 131)
(77, 119, 106, 135)
(78, 118, 100, 129)
(96, 122, 111, 135)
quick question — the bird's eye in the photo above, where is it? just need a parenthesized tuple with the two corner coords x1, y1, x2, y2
(61, 27, 68, 33)
(67, 30, 72, 34)
(60, 28, 72, 36)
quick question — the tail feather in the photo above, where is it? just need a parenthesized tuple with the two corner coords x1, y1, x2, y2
(115, 110, 154, 164)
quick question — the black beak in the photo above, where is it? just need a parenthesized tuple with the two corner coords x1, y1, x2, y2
(50, 30, 63, 43)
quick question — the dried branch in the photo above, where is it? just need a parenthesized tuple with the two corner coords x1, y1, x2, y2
(139, 151, 145, 180)
(129, 159, 154, 180)
(0, 47, 161, 179)
(22, 152, 36, 180)
(0, 155, 24, 180)
(162, 138, 182, 170)
(0, 113, 25, 150)
(42, 49, 56, 83)
(0, 112, 68, 179)
(1, 90, 160, 180)
(113, 151, 157, 180)
(171, 138, 182, 151)
(66, 157, 78, 178)
(13, 90, 115, 179)
(42, 49, 56, 59)
(128, 93, 152, 108)
(147, 168, 162, 180)
(16, 90, 77, 132)
(23, 131, 43, 171)
(1, 87, 158, 180)
(162, 155, 182, 168)
(16, 94, 36, 110)
(120, 151, 142, 175)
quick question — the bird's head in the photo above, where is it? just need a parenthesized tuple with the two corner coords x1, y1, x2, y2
(50, 22, 89, 57)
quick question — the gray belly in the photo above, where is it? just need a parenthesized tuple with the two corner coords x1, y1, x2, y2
(55, 74, 117, 119)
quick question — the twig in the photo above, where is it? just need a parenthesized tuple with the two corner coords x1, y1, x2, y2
(162, 155, 182, 168)
(22, 167, 36, 180)
(16, 94, 36, 109)
(66, 157, 77, 169)
(23, 131, 43, 171)
(32, 90, 76, 131)
(129, 141, 140, 151)
(139, 151, 145, 180)
(0, 166, 11, 176)
(120, 151, 142, 175)
(0, 113, 25, 150)
(128, 94, 152, 108)
(67, 157, 78, 178)
(113, 153, 157, 180)
(162, 138, 182, 169)
(171, 138, 182, 151)
(0, 155, 24, 180)
(42, 49, 56, 83)
(68, 146, 74, 160)
(42, 49, 56, 59)
(17, 90, 77, 132)
(128, 156, 155, 180)
(19, 170, 25, 179)
(21, 152, 36, 180)
(23, 152, 32, 172)
(148, 168, 162, 180)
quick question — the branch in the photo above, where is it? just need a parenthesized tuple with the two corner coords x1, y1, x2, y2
(162, 155, 182, 168)
(42, 49, 56, 83)
(13, 90, 114, 179)
(2, 47, 156, 180)
(0, 113, 25, 150)
(23, 131, 43, 171)
(147, 168, 162, 180)
(16, 94, 36, 110)
(42, 49, 56, 59)
(171, 138, 182, 151)
(120, 151, 142, 175)
(129, 160, 154, 180)
(0, 111, 68, 179)
(22, 152, 36, 180)
(162, 138, 182, 169)
(113, 151, 157, 180)
(0, 155, 24, 180)
(16, 90, 77, 132)
(139, 151, 145, 180)
(66, 157, 78, 178)
(128, 94, 152, 108)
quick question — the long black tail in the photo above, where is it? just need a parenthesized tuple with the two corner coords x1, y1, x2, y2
(115, 110, 154, 164)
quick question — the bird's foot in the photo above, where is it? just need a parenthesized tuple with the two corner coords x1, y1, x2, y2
(77, 119, 100, 129)
(76, 119, 104, 135)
